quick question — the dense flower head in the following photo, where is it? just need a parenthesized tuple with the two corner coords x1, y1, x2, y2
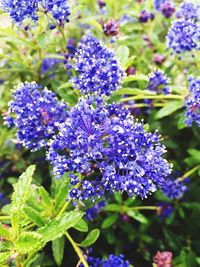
(176, 1, 200, 22)
(153, 251, 173, 267)
(85, 200, 106, 221)
(184, 75, 200, 126)
(167, 19, 200, 54)
(80, 254, 130, 267)
(148, 70, 171, 94)
(1, 0, 70, 28)
(5, 82, 69, 151)
(47, 97, 172, 200)
(161, 174, 188, 199)
(72, 35, 123, 96)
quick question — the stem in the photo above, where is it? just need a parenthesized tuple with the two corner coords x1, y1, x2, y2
(121, 94, 184, 102)
(124, 103, 166, 108)
(178, 164, 200, 181)
(66, 231, 89, 267)
(57, 199, 72, 218)
(128, 206, 158, 211)
(0, 216, 10, 221)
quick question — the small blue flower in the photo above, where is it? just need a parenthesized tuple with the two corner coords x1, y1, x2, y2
(5, 82, 69, 151)
(167, 19, 200, 54)
(161, 174, 188, 199)
(72, 35, 123, 96)
(157, 202, 173, 220)
(80, 254, 130, 267)
(85, 200, 106, 221)
(185, 75, 200, 126)
(148, 70, 171, 95)
(40, 57, 60, 77)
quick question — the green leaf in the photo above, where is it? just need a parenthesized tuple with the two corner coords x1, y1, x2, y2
(24, 206, 46, 227)
(0, 224, 10, 240)
(38, 187, 53, 209)
(38, 210, 84, 243)
(81, 229, 100, 247)
(104, 204, 121, 212)
(52, 237, 65, 266)
(123, 73, 149, 83)
(0, 252, 11, 264)
(12, 165, 36, 212)
(187, 149, 200, 161)
(117, 46, 130, 68)
(127, 210, 148, 224)
(16, 232, 44, 254)
(113, 88, 143, 95)
(73, 219, 88, 232)
(101, 214, 118, 229)
(155, 101, 183, 119)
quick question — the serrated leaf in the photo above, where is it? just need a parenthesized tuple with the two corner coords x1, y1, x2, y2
(52, 237, 65, 266)
(38, 187, 53, 209)
(155, 101, 183, 119)
(73, 219, 88, 232)
(101, 214, 118, 229)
(123, 74, 149, 83)
(0, 224, 10, 240)
(127, 210, 148, 224)
(55, 186, 69, 213)
(24, 206, 46, 227)
(16, 232, 44, 254)
(81, 229, 100, 247)
(117, 46, 129, 68)
(38, 210, 83, 243)
(12, 165, 36, 211)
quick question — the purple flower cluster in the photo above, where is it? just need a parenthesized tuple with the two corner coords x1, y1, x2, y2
(185, 75, 200, 126)
(161, 175, 188, 199)
(6, 82, 69, 151)
(85, 200, 106, 221)
(139, 10, 155, 23)
(1, 0, 70, 28)
(80, 254, 130, 267)
(72, 35, 123, 96)
(148, 70, 171, 95)
(154, 0, 175, 18)
(176, 1, 200, 22)
(167, 19, 200, 54)
(47, 97, 172, 200)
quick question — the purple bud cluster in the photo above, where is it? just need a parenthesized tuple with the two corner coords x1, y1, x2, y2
(184, 75, 200, 127)
(139, 10, 155, 23)
(154, 0, 175, 18)
(47, 97, 172, 200)
(72, 35, 123, 96)
(1, 0, 70, 28)
(157, 202, 173, 220)
(6, 82, 69, 151)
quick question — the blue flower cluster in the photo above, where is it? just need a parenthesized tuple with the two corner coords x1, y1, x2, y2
(72, 35, 123, 96)
(1, 0, 70, 28)
(161, 175, 188, 199)
(80, 254, 130, 267)
(167, 1, 200, 54)
(154, 0, 175, 18)
(185, 75, 200, 126)
(6, 82, 69, 151)
(47, 97, 172, 200)
(176, 1, 200, 21)
(85, 200, 106, 221)
(148, 70, 171, 95)
(167, 19, 200, 54)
